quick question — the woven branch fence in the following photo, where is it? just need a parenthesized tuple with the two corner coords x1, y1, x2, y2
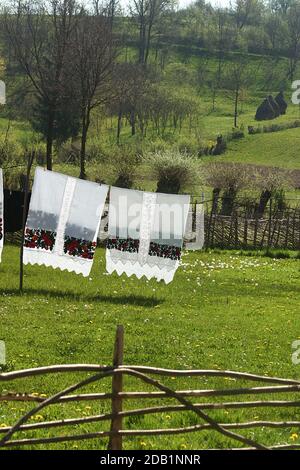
(1, 326, 300, 450)
(204, 200, 300, 250)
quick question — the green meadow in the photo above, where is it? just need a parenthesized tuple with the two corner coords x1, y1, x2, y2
(1, 245, 300, 449)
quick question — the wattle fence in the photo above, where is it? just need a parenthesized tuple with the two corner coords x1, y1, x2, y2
(202, 198, 300, 250)
(1, 326, 300, 450)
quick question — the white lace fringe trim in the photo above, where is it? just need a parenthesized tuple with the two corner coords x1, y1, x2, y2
(23, 248, 93, 277)
(106, 250, 177, 284)
(0, 246, 3, 263)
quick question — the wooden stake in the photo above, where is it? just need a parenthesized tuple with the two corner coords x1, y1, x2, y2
(19, 152, 35, 293)
(108, 325, 124, 450)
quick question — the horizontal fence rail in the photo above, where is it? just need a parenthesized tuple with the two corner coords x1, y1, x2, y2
(1, 326, 300, 450)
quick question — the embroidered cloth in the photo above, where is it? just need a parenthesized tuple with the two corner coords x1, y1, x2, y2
(106, 187, 190, 283)
(24, 168, 108, 276)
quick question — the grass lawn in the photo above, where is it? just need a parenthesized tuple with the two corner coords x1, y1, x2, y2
(0, 118, 31, 142)
(1, 245, 300, 449)
(213, 127, 300, 170)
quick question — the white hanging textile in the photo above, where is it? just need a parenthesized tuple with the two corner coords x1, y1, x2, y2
(106, 187, 190, 284)
(23, 167, 108, 276)
(0, 169, 3, 262)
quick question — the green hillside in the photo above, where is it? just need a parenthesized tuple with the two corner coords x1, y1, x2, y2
(212, 127, 300, 169)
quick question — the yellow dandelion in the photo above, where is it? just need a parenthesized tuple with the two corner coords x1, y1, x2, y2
(35, 415, 44, 421)
(290, 433, 298, 441)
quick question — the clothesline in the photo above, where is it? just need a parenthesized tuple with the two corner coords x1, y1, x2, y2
(0, 167, 193, 285)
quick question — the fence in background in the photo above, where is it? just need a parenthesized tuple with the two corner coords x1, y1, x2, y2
(204, 200, 300, 250)
(1, 326, 300, 450)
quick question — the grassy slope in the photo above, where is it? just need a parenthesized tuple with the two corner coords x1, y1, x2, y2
(212, 127, 300, 169)
(1, 246, 300, 449)
(0, 118, 31, 142)
(2, 47, 300, 182)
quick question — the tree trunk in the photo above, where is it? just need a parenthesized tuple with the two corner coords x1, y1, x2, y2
(212, 188, 221, 214)
(46, 111, 54, 171)
(234, 88, 239, 128)
(212, 87, 216, 111)
(117, 108, 122, 144)
(255, 190, 272, 218)
(139, 22, 146, 64)
(130, 109, 136, 136)
(221, 187, 237, 216)
(288, 57, 297, 82)
(80, 110, 90, 180)
(145, 23, 153, 65)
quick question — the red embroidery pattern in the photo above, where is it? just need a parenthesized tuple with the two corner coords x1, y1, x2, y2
(107, 237, 140, 253)
(148, 242, 181, 260)
(64, 236, 96, 260)
(24, 228, 56, 251)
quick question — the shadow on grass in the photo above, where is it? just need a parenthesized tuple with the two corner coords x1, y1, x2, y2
(0, 288, 164, 307)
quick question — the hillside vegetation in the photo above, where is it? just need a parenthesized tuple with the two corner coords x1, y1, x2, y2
(1, 0, 300, 202)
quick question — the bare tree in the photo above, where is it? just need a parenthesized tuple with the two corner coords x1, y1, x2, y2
(224, 56, 254, 127)
(233, 0, 261, 30)
(109, 63, 148, 143)
(254, 169, 292, 217)
(3, 0, 79, 170)
(130, 0, 173, 65)
(286, 2, 300, 81)
(203, 162, 250, 216)
(71, 2, 116, 179)
(270, 0, 293, 15)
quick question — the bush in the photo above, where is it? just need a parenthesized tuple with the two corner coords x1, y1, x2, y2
(211, 135, 227, 156)
(230, 127, 245, 140)
(148, 150, 198, 194)
(111, 151, 140, 189)
(147, 138, 171, 154)
(177, 137, 200, 155)
(248, 120, 300, 135)
(203, 162, 251, 215)
(0, 137, 22, 166)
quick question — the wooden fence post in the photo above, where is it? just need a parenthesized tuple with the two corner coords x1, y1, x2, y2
(108, 325, 124, 451)
(267, 198, 273, 249)
(20, 151, 35, 293)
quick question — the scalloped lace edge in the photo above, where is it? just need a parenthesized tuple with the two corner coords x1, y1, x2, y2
(23, 248, 93, 277)
(107, 249, 178, 272)
(106, 251, 177, 284)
